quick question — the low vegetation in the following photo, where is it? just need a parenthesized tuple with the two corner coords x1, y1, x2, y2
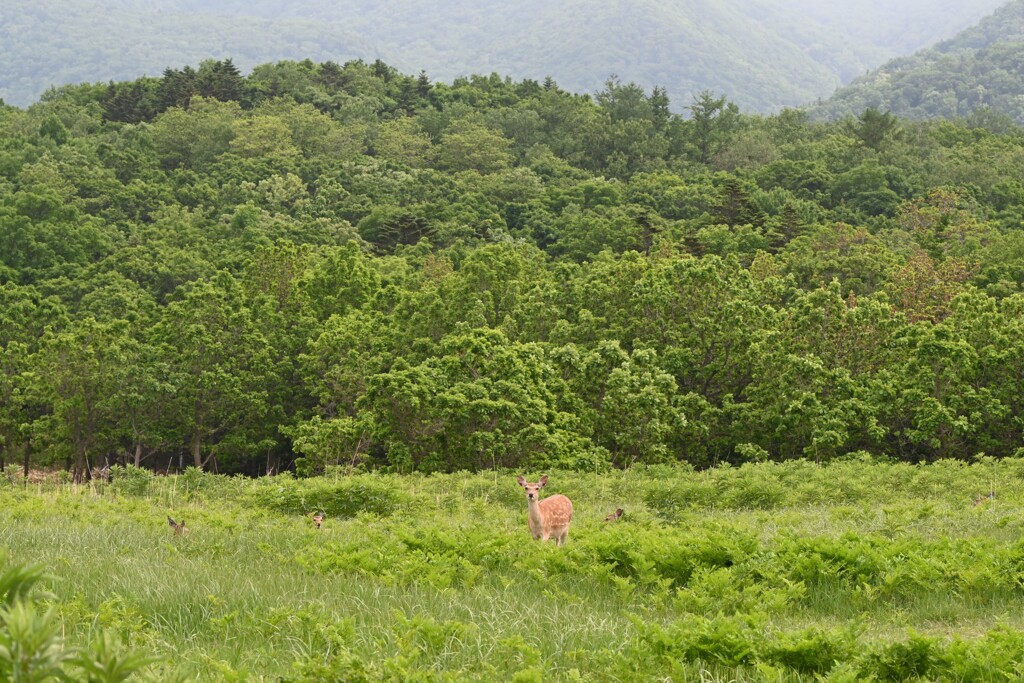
(4, 459, 1024, 680)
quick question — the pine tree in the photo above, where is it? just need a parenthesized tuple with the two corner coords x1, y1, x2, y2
(848, 107, 899, 150)
(102, 82, 148, 123)
(779, 201, 803, 243)
(214, 59, 243, 101)
(716, 178, 766, 228)
(682, 232, 706, 257)
(158, 67, 196, 111)
(318, 61, 344, 91)
(415, 70, 432, 98)
(635, 209, 660, 255)
(197, 59, 243, 102)
(372, 59, 395, 82)
(650, 86, 670, 129)
(688, 90, 738, 164)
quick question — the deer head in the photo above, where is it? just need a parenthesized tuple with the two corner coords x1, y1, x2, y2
(604, 508, 624, 522)
(516, 475, 548, 502)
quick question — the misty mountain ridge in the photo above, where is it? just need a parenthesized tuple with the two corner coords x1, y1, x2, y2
(0, 0, 1007, 112)
(810, 0, 1024, 123)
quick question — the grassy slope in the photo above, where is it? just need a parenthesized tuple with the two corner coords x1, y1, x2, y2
(3, 460, 1024, 680)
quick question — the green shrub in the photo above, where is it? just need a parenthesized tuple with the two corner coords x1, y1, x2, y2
(764, 627, 858, 675)
(639, 614, 764, 668)
(937, 626, 1024, 681)
(109, 465, 154, 497)
(249, 474, 413, 518)
(859, 632, 938, 681)
(177, 466, 207, 496)
(0, 552, 156, 682)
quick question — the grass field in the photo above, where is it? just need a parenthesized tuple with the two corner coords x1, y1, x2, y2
(4, 458, 1024, 681)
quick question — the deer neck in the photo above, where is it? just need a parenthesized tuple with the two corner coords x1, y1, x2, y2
(527, 496, 545, 526)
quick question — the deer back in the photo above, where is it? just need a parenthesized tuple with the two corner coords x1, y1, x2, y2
(538, 494, 573, 531)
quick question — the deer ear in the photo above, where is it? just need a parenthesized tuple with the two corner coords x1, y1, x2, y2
(538, 475, 548, 487)
(516, 476, 526, 486)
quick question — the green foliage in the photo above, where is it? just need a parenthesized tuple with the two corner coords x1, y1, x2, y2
(7, 462, 1024, 679)
(108, 465, 154, 497)
(71, 632, 159, 683)
(0, 552, 154, 682)
(763, 627, 859, 674)
(859, 631, 937, 681)
(3, 56, 1024, 478)
(249, 474, 410, 518)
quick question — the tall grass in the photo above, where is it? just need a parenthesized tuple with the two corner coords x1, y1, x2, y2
(2, 459, 1024, 680)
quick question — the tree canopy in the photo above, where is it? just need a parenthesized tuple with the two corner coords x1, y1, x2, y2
(3, 59, 1024, 478)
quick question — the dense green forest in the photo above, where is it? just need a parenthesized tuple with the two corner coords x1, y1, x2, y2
(3, 58, 1024, 481)
(812, 0, 1024, 123)
(0, 0, 1006, 111)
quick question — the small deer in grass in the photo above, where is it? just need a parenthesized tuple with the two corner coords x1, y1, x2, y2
(604, 508, 624, 522)
(517, 475, 573, 546)
(312, 512, 324, 530)
(167, 516, 188, 536)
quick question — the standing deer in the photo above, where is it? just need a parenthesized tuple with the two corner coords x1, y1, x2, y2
(167, 516, 188, 536)
(516, 475, 573, 546)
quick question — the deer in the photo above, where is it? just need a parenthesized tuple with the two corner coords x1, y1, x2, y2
(167, 516, 188, 536)
(974, 491, 995, 506)
(312, 512, 324, 530)
(516, 475, 573, 546)
(603, 508, 624, 522)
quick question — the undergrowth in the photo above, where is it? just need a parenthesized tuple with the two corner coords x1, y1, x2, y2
(1, 458, 1023, 680)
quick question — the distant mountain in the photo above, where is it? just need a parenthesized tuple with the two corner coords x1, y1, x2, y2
(0, 0, 1006, 112)
(809, 1, 1024, 123)
(769, 0, 1013, 70)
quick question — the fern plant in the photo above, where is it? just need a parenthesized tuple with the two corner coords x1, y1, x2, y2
(0, 552, 156, 682)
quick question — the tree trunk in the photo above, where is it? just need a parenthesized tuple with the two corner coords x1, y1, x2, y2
(23, 437, 31, 478)
(73, 445, 87, 484)
(134, 441, 143, 468)
(192, 431, 203, 469)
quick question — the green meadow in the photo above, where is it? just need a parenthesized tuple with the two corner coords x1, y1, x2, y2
(4, 458, 1024, 681)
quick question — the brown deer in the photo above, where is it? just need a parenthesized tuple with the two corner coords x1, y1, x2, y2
(516, 475, 573, 546)
(312, 512, 324, 530)
(167, 516, 188, 536)
(603, 508, 624, 522)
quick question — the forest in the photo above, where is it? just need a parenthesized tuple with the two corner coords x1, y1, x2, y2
(2, 58, 1024, 482)
(812, 0, 1024, 123)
